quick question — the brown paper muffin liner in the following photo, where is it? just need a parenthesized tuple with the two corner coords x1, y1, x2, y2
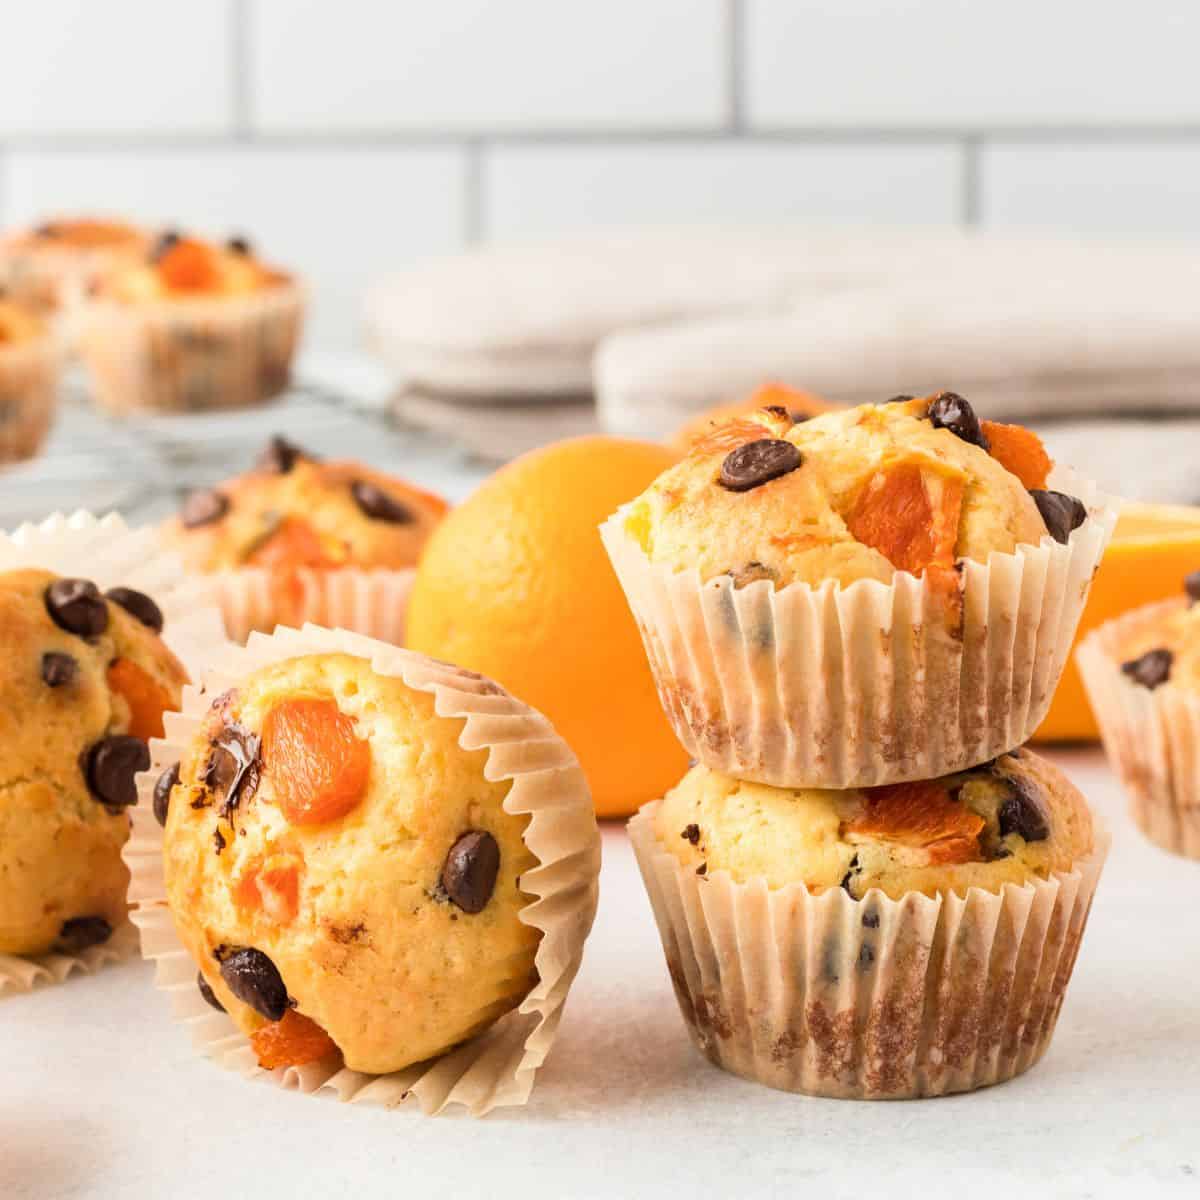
(125, 623, 601, 1116)
(210, 564, 414, 645)
(0, 334, 61, 462)
(0, 511, 228, 996)
(629, 802, 1108, 1098)
(602, 467, 1117, 789)
(1077, 599, 1200, 858)
(78, 284, 304, 414)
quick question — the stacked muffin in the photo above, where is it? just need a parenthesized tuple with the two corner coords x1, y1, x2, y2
(603, 392, 1117, 1098)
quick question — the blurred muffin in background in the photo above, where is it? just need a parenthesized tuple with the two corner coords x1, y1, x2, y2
(163, 434, 448, 643)
(669, 381, 837, 452)
(0, 217, 148, 316)
(0, 297, 61, 463)
(79, 230, 304, 414)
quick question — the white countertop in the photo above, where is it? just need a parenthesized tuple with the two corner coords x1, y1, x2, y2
(3, 747, 1198, 1200)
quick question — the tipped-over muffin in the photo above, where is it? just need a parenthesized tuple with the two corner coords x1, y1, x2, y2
(158, 652, 541, 1074)
(0, 568, 187, 956)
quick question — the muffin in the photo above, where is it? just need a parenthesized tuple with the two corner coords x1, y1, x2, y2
(78, 230, 303, 414)
(130, 627, 600, 1113)
(629, 748, 1106, 1099)
(163, 434, 448, 642)
(1078, 571, 1200, 857)
(0, 568, 188, 957)
(0, 217, 147, 315)
(668, 381, 837, 453)
(0, 299, 60, 462)
(602, 391, 1117, 788)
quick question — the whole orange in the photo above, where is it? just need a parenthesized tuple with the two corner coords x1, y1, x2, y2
(406, 436, 689, 818)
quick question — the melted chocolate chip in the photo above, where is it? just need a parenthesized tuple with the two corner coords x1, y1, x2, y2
(84, 736, 150, 808)
(886, 394, 915, 404)
(217, 947, 289, 1021)
(762, 404, 791, 421)
(997, 776, 1050, 843)
(255, 434, 307, 475)
(204, 724, 261, 817)
(227, 235, 252, 256)
(179, 489, 229, 530)
(1122, 647, 1173, 691)
(1185, 569, 1200, 605)
(197, 971, 225, 1012)
(213, 828, 226, 854)
(153, 761, 180, 828)
(840, 854, 861, 896)
(350, 480, 415, 524)
(45, 578, 108, 639)
(104, 587, 164, 633)
(57, 916, 113, 952)
(441, 830, 501, 914)
(1030, 489, 1088, 545)
(41, 651, 78, 688)
(149, 230, 181, 262)
(681, 824, 701, 845)
(696, 862, 707, 876)
(927, 391, 990, 450)
(718, 438, 802, 492)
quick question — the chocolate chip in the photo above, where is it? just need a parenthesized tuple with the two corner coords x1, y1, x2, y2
(227, 235, 253, 256)
(726, 561, 777, 589)
(84, 735, 150, 808)
(351, 480, 415, 524)
(840, 854, 861, 896)
(696, 862, 707, 876)
(255, 434, 308, 475)
(179, 489, 229, 529)
(1185, 570, 1200, 604)
(104, 587, 164, 633)
(718, 438, 802, 492)
(886, 394, 915, 404)
(762, 404, 791, 421)
(997, 776, 1050, 843)
(57, 917, 113, 953)
(45, 578, 108, 639)
(1122, 647, 1173, 691)
(213, 828, 226, 854)
(41, 651, 78, 688)
(153, 762, 180, 828)
(217, 947, 289, 1021)
(681, 824, 701, 845)
(205, 723, 261, 818)
(441, 830, 501, 914)
(149, 230, 181, 262)
(1030, 489, 1088, 545)
(927, 391, 990, 450)
(789, 410, 811, 423)
(197, 971, 225, 1013)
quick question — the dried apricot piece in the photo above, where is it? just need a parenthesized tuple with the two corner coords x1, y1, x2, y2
(690, 418, 781, 458)
(245, 516, 339, 569)
(250, 1009, 337, 1069)
(262, 698, 370, 826)
(844, 780, 984, 865)
(107, 657, 174, 740)
(158, 239, 221, 292)
(845, 462, 964, 575)
(232, 853, 302, 923)
(980, 420, 1052, 490)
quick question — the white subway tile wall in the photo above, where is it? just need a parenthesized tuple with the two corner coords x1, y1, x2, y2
(1, 2, 1197, 348)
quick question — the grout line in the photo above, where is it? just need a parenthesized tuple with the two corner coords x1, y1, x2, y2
(231, 0, 251, 138)
(726, 0, 745, 133)
(464, 140, 484, 244)
(961, 136, 980, 228)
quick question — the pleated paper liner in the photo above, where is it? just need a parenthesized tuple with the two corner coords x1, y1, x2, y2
(629, 802, 1108, 1099)
(126, 624, 601, 1116)
(602, 466, 1118, 789)
(1078, 598, 1200, 858)
(209, 564, 414, 645)
(79, 283, 304, 414)
(0, 332, 61, 463)
(0, 511, 228, 996)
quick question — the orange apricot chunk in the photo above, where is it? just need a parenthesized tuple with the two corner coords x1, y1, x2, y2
(980, 420, 1052, 490)
(690, 417, 782, 458)
(245, 516, 340, 569)
(261, 698, 370, 826)
(232, 854, 302, 923)
(250, 1009, 337, 1070)
(158, 239, 221, 292)
(845, 462, 964, 576)
(845, 780, 985, 865)
(107, 657, 174, 740)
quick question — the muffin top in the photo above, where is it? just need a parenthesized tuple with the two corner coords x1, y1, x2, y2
(1115, 571, 1200, 693)
(623, 393, 1086, 590)
(97, 230, 289, 303)
(165, 436, 449, 572)
(654, 750, 1093, 901)
(3, 217, 146, 253)
(160, 652, 540, 1074)
(0, 568, 188, 955)
(670, 381, 837, 453)
(0, 299, 45, 344)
